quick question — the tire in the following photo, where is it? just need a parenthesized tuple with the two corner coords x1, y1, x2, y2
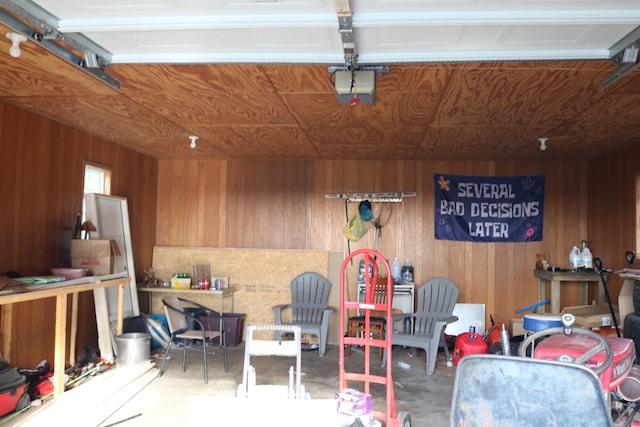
(624, 313, 640, 363)
(15, 393, 30, 412)
(397, 411, 411, 427)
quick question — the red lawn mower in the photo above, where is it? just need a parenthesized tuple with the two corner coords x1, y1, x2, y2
(519, 313, 640, 426)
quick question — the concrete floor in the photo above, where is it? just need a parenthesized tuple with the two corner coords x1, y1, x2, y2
(95, 342, 456, 426)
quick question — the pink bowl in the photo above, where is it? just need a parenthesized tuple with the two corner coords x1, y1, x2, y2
(51, 268, 89, 280)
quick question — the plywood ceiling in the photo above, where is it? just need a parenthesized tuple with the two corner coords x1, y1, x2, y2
(0, 0, 639, 161)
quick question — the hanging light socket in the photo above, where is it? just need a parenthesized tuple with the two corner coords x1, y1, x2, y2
(188, 135, 199, 149)
(538, 137, 548, 151)
(5, 32, 27, 58)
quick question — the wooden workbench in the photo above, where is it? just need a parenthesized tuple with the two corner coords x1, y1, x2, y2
(0, 275, 129, 397)
(534, 269, 608, 313)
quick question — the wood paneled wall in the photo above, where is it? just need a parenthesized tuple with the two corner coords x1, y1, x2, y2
(156, 157, 596, 327)
(587, 145, 640, 302)
(0, 102, 158, 367)
(4, 93, 638, 367)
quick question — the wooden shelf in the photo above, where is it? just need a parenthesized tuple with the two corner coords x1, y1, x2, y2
(0, 275, 129, 397)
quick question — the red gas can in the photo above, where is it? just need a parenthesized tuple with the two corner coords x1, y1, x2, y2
(453, 332, 488, 366)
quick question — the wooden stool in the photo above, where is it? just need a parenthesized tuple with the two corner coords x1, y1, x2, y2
(346, 317, 385, 360)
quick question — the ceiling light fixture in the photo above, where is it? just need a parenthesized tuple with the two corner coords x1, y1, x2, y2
(538, 137, 548, 151)
(5, 32, 26, 58)
(189, 135, 199, 149)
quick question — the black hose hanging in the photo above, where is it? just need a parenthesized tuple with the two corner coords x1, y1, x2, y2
(594, 257, 621, 337)
(345, 199, 352, 265)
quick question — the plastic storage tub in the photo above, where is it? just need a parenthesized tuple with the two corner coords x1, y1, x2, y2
(198, 312, 246, 346)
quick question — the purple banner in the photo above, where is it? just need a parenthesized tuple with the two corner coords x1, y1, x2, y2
(435, 174, 544, 242)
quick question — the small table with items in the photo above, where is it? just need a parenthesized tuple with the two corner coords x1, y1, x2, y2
(138, 286, 235, 315)
(534, 269, 608, 314)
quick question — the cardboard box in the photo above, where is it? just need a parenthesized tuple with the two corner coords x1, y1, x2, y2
(71, 239, 120, 276)
(171, 277, 191, 289)
(562, 304, 620, 328)
(592, 326, 622, 337)
(336, 389, 371, 417)
(510, 318, 526, 337)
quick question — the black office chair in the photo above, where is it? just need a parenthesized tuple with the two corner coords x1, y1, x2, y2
(159, 296, 228, 384)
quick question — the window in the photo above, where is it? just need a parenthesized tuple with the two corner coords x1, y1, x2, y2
(84, 162, 111, 196)
(82, 162, 112, 227)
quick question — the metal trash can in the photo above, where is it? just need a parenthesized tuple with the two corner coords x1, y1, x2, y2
(116, 332, 151, 365)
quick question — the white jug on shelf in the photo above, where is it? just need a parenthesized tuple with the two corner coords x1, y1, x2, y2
(569, 246, 582, 270)
(582, 245, 593, 269)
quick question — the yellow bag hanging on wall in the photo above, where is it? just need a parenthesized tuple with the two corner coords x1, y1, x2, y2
(343, 211, 368, 242)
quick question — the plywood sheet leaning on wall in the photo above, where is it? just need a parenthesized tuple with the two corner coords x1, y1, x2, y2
(151, 246, 344, 343)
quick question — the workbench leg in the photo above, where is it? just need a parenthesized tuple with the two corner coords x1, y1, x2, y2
(537, 279, 546, 313)
(580, 282, 588, 306)
(597, 281, 605, 306)
(69, 293, 79, 366)
(53, 294, 68, 397)
(117, 283, 124, 336)
(1, 304, 12, 361)
(550, 280, 560, 314)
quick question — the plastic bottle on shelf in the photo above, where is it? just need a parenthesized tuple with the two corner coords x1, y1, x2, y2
(391, 257, 402, 281)
(581, 244, 593, 269)
(401, 259, 414, 283)
(569, 246, 582, 270)
(580, 239, 593, 269)
(404, 317, 412, 334)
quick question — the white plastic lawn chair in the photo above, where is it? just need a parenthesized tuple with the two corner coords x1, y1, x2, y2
(236, 324, 309, 400)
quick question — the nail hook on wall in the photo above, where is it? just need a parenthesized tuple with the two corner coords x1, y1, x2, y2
(538, 137, 548, 151)
(189, 135, 199, 149)
(5, 33, 27, 58)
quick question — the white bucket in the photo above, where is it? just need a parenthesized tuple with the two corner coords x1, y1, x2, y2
(116, 333, 151, 365)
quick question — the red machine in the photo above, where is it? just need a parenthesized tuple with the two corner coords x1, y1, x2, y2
(0, 360, 30, 418)
(535, 335, 636, 394)
(453, 332, 488, 366)
(521, 314, 640, 426)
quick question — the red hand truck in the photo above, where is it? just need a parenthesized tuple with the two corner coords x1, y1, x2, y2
(339, 248, 411, 427)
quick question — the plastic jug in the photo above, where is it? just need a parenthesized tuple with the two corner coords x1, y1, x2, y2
(581, 245, 593, 269)
(569, 246, 582, 270)
(391, 257, 402, 281)
(401, 259, 414, 282)
(453, 331, 488, 366)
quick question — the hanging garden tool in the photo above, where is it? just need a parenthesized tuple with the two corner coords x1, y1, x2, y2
(371, 203, 393, 253)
